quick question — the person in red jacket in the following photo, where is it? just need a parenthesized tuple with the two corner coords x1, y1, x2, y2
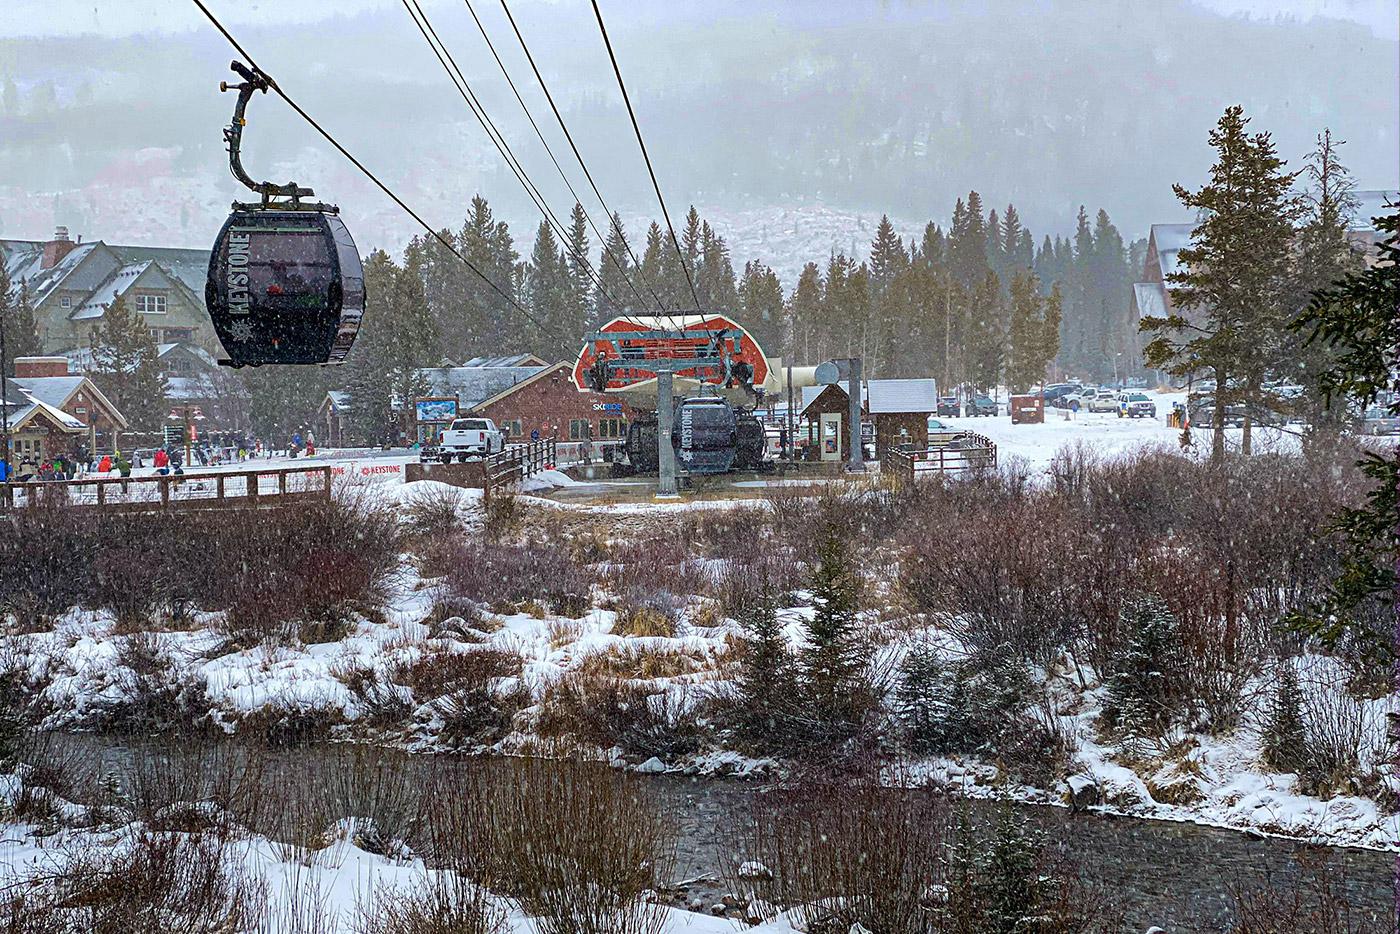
(154, 448, 170, 475)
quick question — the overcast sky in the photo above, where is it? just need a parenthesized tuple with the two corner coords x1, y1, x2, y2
(2, 0, 1394, 39)
(1, 1, 1395, 275)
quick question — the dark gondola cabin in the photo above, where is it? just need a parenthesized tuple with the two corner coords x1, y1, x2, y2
(207, 210, 363, 367)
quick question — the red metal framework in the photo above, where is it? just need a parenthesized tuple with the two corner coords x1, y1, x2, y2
(572, 314, 771, 393)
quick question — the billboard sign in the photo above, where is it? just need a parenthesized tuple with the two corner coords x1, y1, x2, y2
(415, 398, 458, 423)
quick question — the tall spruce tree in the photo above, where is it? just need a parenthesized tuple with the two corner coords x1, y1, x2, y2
(596, 213, 637, 321)
(0, 272, 41, 375)
(966, 270, 1004, 391)
(697, 221, 738, 313)
(1141, 106, 1302, 461)
(787, 262, 823, 361)
(738, 260, 783, 355)
(88, 292, 167, 432)
(562, 202, 596, 332)
(1289, 208, 1398, 666)
(800, 533, 870, 743)
(1287, 130, 1363, 430)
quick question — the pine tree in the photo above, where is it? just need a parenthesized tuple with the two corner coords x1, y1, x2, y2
(896, 641, 962, 755)
(1141, 106, 1303, 461)
(965, 270, 1004, 391)
(596, 212, 636, 321)
(985, 208, 1003, 279)
(1102, 595, 1181, 739)
(1287, 130, 1363, 430)
(697, 221, 738, 313)
(1262, 661, 1308, 774)
(800, 533, 869, 743)
(738, 260, 783, 355)
(787, 262, 823, 361)
(1005, 271, 1053, 391)
(0, 272, 41, 375)
(639, 222, 672, 313)
(562, 202, 596, 333)
(526, 221, 570, 358)
(731, 589, 797, 751)
(1288, 208, 1398, 665)
(88, 292, 167, 431)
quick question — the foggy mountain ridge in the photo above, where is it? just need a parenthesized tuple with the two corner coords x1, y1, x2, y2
(0, 0, 1395, 287)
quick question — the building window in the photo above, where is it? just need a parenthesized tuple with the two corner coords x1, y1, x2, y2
(135, 293, 167, 315)
(501, 419, 523, 438)
(598, 417, 626, 439)
(163, 327, 194, 342)
(60, 296, 71, 308)
(568, 418, 591, 440)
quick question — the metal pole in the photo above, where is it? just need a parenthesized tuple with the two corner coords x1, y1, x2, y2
(656, 369, 678, 496)
(847, 356, 864, 472)
(785, 361, 794, 462)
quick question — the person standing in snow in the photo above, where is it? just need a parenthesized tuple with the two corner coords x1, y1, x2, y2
(154, 448, 170, 476)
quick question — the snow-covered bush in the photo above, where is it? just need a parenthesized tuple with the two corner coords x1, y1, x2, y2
(538, 674, 704, 760)
(442, 541, 591, 617)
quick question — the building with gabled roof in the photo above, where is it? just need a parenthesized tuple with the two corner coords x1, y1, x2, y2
(1, 227, 220, 358)
(2, 356, 129, 467)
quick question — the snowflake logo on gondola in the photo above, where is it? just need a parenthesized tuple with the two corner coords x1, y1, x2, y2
(228, 319, 255, 343)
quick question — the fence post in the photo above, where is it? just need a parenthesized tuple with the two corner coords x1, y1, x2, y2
(249, 471, 259, 503)
(216, 475, 225, 501)
(279, 471, 288, 497)
(160, 476, 170, 508)
(322, 466, 332, 498)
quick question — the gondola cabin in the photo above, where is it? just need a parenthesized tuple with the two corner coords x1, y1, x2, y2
(206, 210, 364, 367)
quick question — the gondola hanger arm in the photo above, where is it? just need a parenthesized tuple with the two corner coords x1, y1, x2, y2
(220, 61, 333, 212)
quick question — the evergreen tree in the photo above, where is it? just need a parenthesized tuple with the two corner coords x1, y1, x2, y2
(738, 260, 784, 355)
(731, 589, 797, 751)
(1262, 661, 1308, 774)
(1005, 271, 1053, 391)
(965, 269, 1004, 391)
(867, 215, 910, 375)
(244, 365, 331, 447)
(639, 222, 672, 313)
(87, 293, 167, 431)
(562, 202, 596, 332)
(985, 208, 1003, 279)
(525, 221, 571, 359)
(800, 533, 870, 743)
(1102, 595, 1181, 739)
(896, 641, 962, 755)
(1001, 204, 1031, 274)
(948, 191, 990, 287)
(1286, 130, 1363, 430)
(787, 262, 823, 361)
(596, 212, 637, 321)
(342, 250, 399, 444)
(697, 221, 738, 313)
(1089, 209, 1131, 383)
(1141, 106, 1303, 461)
(0, 272, 41, 375)
(1289, 208, 1398, 665)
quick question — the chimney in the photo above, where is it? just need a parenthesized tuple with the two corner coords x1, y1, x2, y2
(13, 356, 69, 379)
(41, 226, 76, 270)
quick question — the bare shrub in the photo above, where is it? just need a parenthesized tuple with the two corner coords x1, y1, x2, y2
(3, 829, 267, 933)
(392, 646, 524, 701)
(722, 781, 949, 932)
(121, 736, 268, 833)
(443, 542, 592, 617)
(481, 489, 519, 540)
(235, 693, 345, 747)
(420, 756, 675, 934)
(393, 646, 530, 747)
(356, 874, 505, 934)
(401, 484, 468, 539)
(538, 675, 704, 760)
(1230, 848, 1388, 934)
(94, 632, 209, 734)
(611, 599, 679, 638)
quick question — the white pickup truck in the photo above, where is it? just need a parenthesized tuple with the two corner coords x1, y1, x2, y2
(434, 417, 505, 463)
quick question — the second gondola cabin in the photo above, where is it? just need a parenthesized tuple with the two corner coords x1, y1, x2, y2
(206, 209, 364, 367)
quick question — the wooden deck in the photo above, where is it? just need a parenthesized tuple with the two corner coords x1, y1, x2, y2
(0, 465, 334, 514)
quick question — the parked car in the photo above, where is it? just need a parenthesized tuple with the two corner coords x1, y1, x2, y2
(435, 417, 505, 462)
(1086, 389, 1120, 413)
(1117, 392, 1157, 419)
(1362, 406, 1400, 436)
(937, 396, 961, 417)
(1187, 395, 1245, 428)
(1041, 384, 1081, 408)
(966, 394, 998, 417)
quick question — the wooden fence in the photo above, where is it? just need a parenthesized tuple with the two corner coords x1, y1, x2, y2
(0, 465, 334, 514)
(881, 431, 997, 483)
(484, 435, 557, 500)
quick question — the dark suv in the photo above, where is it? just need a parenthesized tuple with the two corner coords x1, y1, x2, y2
(966, 395, 998, 417)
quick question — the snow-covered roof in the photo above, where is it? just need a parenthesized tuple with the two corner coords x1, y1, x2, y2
(1133, 282, 1167, 319)
(420, 365, 547, 407)
(11, 375, 85, 409)
(866, 378, 938, 414)
(1150, 223, 1195, 281)
(71, 261, 153, 319)
(1, 241, 102, 306)
(0, 378, 86, 432)
(459, 353, 549, 368)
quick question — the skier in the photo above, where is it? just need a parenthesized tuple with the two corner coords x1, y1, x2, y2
(154, 448, 170, 475)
